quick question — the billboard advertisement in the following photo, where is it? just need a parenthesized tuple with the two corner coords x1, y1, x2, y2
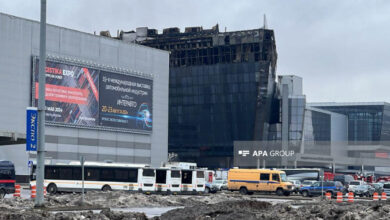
(33, 58, 153, 132)
(99, 71, 153, 131)
(34, 60, 99, 126)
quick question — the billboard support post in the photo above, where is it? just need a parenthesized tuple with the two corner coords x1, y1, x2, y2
(35, 0, 46, 207)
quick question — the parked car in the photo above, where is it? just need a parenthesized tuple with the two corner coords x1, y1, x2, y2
(383, 182, 390, 196)
(205, 182, 219, 193)
(371, 183, 384, 194)
(300, 181, 344, 197)
(212, 179, 228, 191)
(352, 185, 374, 197)
(348, 181, 366, 192)
(289, 180, 301, 193)
(0, 161, 15, 199)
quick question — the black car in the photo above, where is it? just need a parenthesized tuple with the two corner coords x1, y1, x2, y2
(0, 161, 15, 198)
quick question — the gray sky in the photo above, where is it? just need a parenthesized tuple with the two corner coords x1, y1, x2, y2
(1, 0, 389, 103)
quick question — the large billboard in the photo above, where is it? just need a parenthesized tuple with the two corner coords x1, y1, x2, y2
(33, 58, 153, 132)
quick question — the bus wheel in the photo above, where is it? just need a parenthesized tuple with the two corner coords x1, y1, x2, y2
(276, 188, 284, 196)
(239, 187, 248, 195)
(0, 189, 5, 199)
(102, 185, 112, 192)
(47, 183, 58, 195)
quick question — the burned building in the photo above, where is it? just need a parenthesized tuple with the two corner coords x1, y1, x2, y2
(115, 25, 279, 168)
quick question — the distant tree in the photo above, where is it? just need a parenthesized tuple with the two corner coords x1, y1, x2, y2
(168, 152, 179, 162)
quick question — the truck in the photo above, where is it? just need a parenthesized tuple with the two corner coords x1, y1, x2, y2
(227, 169, 292, 196)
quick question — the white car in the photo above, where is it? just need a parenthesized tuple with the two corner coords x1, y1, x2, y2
(348, 181, 366, 192)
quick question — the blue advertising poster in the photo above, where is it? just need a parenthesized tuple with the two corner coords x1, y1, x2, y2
(26, 107, 38, 151)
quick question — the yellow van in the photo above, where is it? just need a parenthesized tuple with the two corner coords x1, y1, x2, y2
(227, 169, 292, 196)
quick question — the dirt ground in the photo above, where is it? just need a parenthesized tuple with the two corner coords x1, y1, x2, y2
(1, 191, 390, 219)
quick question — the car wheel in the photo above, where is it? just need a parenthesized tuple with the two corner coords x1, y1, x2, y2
(0, 189, 5, 199)
(302, 190, 309, 197)
(239, 187, 248, 195)
(102, 185, 112, 192)
(276, 188, 284, 196)
(205, 187, 210, 194)
(47, 183, 58, 195)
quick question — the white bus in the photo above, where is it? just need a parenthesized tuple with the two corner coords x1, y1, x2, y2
(181, 169, 205, 193)
(30, 162, 150, 194)
(154, 168, 182, 193)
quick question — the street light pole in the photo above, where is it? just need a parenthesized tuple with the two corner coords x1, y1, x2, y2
(35, 0, 47, 207)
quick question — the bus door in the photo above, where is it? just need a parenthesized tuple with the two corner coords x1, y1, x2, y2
(140, 168, 155, 192)
(181, 170, 193, 192)
(195, 170, 205, 192)
(155, 169, 168, 192)
(169, 169, 181, 192)
(258, 173, 271, 191)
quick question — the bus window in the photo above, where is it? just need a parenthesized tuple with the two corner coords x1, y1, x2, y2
(0, 169, 13, 179)
(101, 168, 114, 181)
(86, 168, 100, 181)
(114, 169, 129, 182)
(260, 173, 270, 181)
(73, 167, 82, 180)
(196, 171, 204, 178)
(128, 169, 138, 182)
(59, 167, 73, 180)
(45, 166, 59, 179)
(171, 170, 181, 178)
(143, 169, 155, 177)
(156, 170, 167, 184)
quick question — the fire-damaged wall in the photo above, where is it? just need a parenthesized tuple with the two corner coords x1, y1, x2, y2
(114, 25, 279, 168)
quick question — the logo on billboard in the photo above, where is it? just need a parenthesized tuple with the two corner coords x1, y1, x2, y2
(26, 107, 38, 151)
(238, 150, 250, 157)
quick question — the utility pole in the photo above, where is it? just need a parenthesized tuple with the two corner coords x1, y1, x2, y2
(35, 0, 47, 207)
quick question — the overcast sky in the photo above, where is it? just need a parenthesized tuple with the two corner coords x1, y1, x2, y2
(1, 0, 389, 103)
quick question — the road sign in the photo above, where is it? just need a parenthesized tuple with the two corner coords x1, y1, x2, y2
(28, 160, 33, 168)
(26, 107, 38, 151)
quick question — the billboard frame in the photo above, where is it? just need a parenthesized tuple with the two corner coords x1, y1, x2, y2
(31, 55, 154, 135)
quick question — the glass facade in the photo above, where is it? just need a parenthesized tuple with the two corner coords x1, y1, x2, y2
(139, 27, 278, 168)
(315, 105, 389, 145)
(303, 109, 331, 155)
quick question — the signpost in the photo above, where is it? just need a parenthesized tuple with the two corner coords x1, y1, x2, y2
(26, 107, 38, 151)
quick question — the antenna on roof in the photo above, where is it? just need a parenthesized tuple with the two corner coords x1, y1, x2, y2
(263, 14, 268, 29)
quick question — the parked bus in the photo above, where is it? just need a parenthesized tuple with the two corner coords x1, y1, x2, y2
(280, 168, 323, 181)
(0, 161, 15, 198)
(30, 162, 149, 194)
(154, 168, 182, 193)
(180, 169, 205, 193)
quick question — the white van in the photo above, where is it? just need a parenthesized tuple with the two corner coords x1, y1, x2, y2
(139, 168, 155, 192)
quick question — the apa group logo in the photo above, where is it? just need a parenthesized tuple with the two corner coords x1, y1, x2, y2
(238, 150, 250, 157)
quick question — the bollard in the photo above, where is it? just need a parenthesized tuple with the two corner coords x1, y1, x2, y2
(325, 192, 332, 200)
(44, 186, 47, 197)
(336, 192, 343, 203)
(381, 192, 387, 201)
(31, 185, 36, 198)
(13, 184, 21, 197)
(348, 192, 354, 203)
(373, 192, 379, 201)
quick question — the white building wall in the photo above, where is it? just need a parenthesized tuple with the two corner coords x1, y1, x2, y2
(0, 13, 169, 175)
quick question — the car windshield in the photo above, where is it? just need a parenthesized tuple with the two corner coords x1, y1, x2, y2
(280, 173, 287, 182)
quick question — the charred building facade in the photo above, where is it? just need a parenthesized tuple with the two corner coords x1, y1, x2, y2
(116, 25, 279, 168)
